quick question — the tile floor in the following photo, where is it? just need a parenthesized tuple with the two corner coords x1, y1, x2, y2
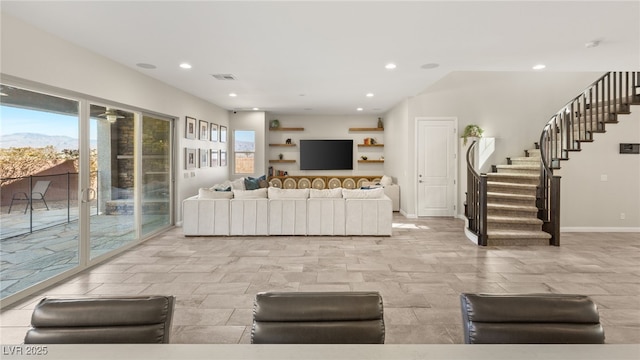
(1, 215, 639, 344)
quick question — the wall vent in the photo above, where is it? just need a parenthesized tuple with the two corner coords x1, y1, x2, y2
(211, 74, 237, 80)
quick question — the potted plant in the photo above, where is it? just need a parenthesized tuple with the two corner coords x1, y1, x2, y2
(461, 124, 484, 145)
(278, 153, 284, 160)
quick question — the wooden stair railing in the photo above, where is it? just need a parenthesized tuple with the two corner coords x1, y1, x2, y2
(539, 71, 639, 246)
(464, 140, 488, 246)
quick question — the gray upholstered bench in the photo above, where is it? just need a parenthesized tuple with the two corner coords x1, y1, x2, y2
(460, 293, 605, 344)
(24, 296, 175, 344)
(252, 291, 385, 344)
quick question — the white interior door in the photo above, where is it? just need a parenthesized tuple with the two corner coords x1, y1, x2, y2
(417, 118, 457, 217)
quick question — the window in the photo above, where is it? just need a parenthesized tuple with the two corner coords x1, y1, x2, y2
(234, 130, 255, 174)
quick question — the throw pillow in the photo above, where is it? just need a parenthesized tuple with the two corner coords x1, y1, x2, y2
(268, 187, 310, 199)
(309, 188, 343, 198)
(199, 188, 233, 199)
(342, 188, 385, 199)
(257, 175, 269, 188)
(211, 180, 232, 191)
(380, 175, 393, 186)
(230, 177, 245, 190)
(233, 188, 268, 199)
(244, 177, 261, 190)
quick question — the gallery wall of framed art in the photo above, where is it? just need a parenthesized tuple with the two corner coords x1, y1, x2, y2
(184, 116, 227, 169)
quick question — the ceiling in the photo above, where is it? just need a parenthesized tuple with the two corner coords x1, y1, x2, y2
(2, 1, 638, 115)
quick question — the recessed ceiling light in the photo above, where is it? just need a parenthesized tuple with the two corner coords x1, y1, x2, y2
(532, 64, 546, 70)
(356, 107, 364, 112)
(253, 107, 260, 111)
(179, 63, 192, 69)
(585, 40, 600, 48)
(136, 63, 156, 69)
(385, 63, 397, 70)
(366, 93, 374, 97)
(420, 63, 440, 70)
(229, 93, 237, 97)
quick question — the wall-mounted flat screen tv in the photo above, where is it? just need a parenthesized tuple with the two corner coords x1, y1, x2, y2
(300, 140, 353, 170)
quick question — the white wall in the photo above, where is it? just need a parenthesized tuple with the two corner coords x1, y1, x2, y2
(264, 114, 386, 177)
(403, 71, 604, 220)
(382, 99, 411, 215)
(557, 111, 640, 230)
(1, 13, 230, 223)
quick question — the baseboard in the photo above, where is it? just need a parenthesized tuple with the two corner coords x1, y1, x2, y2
(561, 227, 640, 233)
(400, 209, 417, 218)
(463, 222, 479, 245)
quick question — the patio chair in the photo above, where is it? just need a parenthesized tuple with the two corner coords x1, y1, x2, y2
(8, 180, 51, 214)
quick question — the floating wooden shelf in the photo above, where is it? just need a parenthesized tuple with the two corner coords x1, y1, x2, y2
(349, 127, 384, 131)
(270, 127, 304, 131)
(269, 159, 296, 163)
(358, 159, 384, 163)
(357, 144, 384, 147)
(269, 144, 297, 147)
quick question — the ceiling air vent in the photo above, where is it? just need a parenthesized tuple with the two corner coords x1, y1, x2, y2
(211, 74, 238, 81)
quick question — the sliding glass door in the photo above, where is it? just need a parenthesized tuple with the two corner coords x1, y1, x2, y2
(0, 82, 174, 304)
(0, 85, 81, 300)
(87, 106, 174, 260)
(141, 115, 172, 236)
(88, 104, 137, 260)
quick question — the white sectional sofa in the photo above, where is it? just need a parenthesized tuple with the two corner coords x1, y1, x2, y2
(182, 187, 392, 237)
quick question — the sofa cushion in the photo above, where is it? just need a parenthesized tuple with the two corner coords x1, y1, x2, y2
(268, 187, 310, 199)
(342, 188, 385, 199)
(199, 188, 233, 199)
(233, 188, 268, 199)
(310, 188, 343, 198)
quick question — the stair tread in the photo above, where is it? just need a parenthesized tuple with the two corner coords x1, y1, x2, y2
(487, 230, 551, 239)
(488, 216, 543, 224)
(487, 181, 537, 189)
(486, 173, 539, 179)
(487, 192, 535, 200)
(510, 157, 540, 161)
(496, 164, 539, 169)
(487, 203, 538, 211)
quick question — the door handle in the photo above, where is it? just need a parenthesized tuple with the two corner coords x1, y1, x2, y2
(81, 188, 96, 203)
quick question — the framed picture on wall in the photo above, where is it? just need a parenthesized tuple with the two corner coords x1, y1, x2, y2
(210, 149, 219, 167)
(185, 148, 196, 169)
(199, 148, 208, 168)
(220, 151, 227, 166)
(220, 125, 227, 143)
(185, 117, 197, 139)
(210, 123, 218, 142)
(199, 120, 209, 141)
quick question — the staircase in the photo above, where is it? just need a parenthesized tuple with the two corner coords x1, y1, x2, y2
(466, 71, 639, 246)
(485, 147, 550, 246)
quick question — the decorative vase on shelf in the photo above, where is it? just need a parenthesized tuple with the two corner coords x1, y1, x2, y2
(377, 117, 384, 129)
(270, 119, 280, 129)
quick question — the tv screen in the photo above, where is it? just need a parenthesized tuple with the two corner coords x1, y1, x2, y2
(300, 140, 353, 170)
